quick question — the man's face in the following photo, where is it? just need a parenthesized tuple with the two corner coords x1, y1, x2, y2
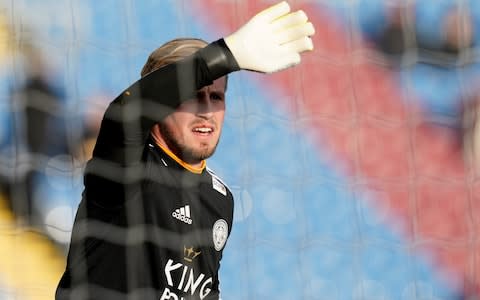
(156, 77, 227, 164)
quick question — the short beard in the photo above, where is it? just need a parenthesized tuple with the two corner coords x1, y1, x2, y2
(158, 122, 219, 163)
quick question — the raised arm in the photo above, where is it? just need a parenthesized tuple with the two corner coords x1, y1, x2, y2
(84, 1, 315, 208)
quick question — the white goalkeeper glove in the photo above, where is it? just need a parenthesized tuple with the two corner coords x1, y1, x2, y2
(224, 1, 315, 73)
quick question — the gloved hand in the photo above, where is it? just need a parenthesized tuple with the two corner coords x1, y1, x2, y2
(224, 1, 315, 73)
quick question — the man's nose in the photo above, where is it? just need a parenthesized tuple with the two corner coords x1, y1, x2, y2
(196, 94, 214, 118)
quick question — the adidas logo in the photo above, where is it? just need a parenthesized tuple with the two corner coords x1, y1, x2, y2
(172, 205, 192, 224)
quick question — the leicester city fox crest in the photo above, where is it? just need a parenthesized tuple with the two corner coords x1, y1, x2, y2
(212, 219, 228, 251)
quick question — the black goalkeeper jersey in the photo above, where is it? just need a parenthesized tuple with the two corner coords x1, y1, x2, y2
(56, 39, 238, 300)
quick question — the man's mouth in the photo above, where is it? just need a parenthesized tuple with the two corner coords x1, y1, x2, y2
(192, 126, 214, 135)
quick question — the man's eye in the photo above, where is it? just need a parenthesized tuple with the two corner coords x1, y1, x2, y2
(211, 93, 224, 101)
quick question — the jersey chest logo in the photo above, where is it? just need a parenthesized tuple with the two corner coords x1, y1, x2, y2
(212, 219, 228, 251)
(172, 204, 192, 224)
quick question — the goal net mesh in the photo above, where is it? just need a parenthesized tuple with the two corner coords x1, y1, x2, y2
(0, 0, 478, 299)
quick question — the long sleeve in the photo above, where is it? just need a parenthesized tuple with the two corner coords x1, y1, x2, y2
(83, 39, 239, 209)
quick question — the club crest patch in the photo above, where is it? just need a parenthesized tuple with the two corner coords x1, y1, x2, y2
(212, 219, 228, 251)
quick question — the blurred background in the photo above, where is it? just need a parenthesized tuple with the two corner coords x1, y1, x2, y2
(0, 0, 480, 299)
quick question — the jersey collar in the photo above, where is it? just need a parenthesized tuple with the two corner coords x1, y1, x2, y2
(151, 135, 206, 174)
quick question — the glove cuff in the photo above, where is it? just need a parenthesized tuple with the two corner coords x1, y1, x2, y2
(198, 39, 240, 79)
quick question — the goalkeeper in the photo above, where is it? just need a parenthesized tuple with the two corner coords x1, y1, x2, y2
(56, 2, 314, 299)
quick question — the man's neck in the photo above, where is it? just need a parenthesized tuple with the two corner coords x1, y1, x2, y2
(151, 127, 206, 173)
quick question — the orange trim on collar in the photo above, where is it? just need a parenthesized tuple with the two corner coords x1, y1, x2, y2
(152, 136, 206, 174)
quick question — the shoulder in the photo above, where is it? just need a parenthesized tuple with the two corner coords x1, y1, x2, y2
(205, 166, 232, 198)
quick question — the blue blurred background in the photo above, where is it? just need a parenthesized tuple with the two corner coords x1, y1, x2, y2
(0, 0, 479, 299)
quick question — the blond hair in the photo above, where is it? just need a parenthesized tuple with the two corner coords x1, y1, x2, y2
(141, 38, 208, 77)
(141, 38, 228, 90)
